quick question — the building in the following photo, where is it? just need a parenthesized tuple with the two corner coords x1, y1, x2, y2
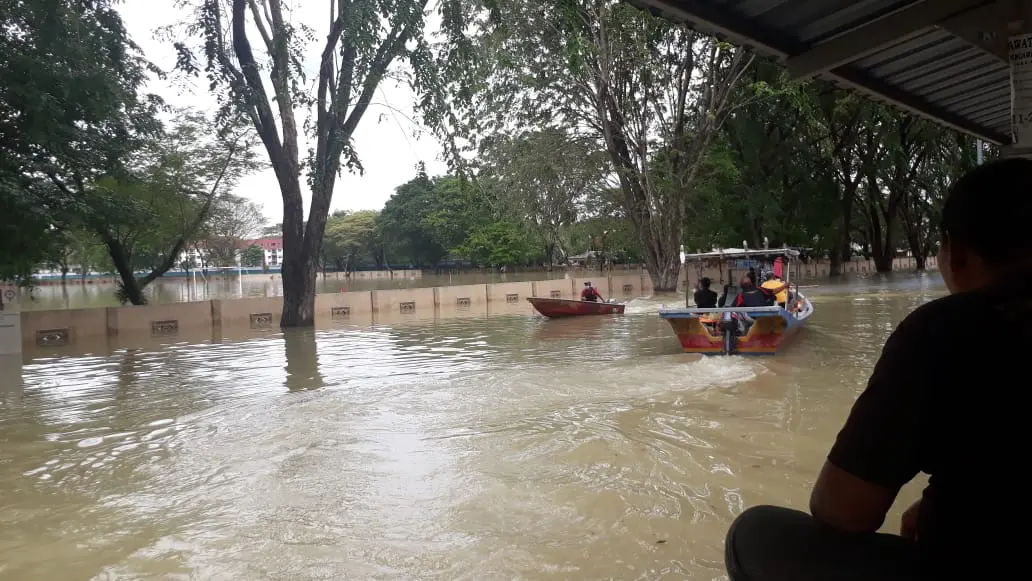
(247, 237, 284, 267)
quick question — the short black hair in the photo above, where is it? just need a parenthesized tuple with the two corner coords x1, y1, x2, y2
(940, 158, 1032, 265)
(700, 277, 711, 288)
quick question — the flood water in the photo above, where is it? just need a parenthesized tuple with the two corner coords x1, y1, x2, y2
(0, 273, 942, 580)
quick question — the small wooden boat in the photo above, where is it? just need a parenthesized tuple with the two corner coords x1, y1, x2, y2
(659, 247, 815, 355)
(526, 297, 626, 318)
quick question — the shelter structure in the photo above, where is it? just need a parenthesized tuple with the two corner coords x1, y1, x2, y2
(628, 0, 1032, 156)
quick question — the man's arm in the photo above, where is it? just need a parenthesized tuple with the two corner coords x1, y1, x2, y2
(810, 312, 932, 533)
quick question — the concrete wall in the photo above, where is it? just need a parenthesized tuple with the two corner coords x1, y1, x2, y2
(487, 281, 534, 305)
(373, 287, 435, 316)
(531, 278, 574, 299)
(437, 284, 489, 308)
(215, 297, 283, 329)
(610, 274, 643, 300)
(20, 308, 107, 348)
(106, 301, 213, 336)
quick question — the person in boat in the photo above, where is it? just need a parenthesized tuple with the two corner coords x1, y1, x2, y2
(723, 157, 1032, 581)
(694, 277, 718, 308)
(580, 281, 603, 302)
(735, 275, 785, 308)
(718, 282, 731, 307)
(760, 272, 790, 309)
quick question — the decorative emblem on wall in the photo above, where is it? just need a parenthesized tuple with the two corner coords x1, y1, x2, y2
(505, 293, 519, 304)
(151, 320, 179, 336)
(400, 302, 416, 313)
(550, 290, 562, 298)
(36, 328, 69, 347)
(622, 284, 634, 294)
(250, 313, 273, 328)
(455, 297, 471, 308)
(331, 306, 351, 319)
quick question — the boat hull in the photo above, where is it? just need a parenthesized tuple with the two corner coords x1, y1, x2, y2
(659, 300, 812, 356)
(527, 297, 626, 318)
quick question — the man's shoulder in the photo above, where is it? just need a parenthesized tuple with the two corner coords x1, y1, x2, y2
(888, 292, 983, 355)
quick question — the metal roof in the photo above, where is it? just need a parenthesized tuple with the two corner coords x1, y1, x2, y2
(629, 0, 1014, 145)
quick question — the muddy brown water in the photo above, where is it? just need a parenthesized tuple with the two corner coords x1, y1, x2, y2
(0, 273, 942, 580)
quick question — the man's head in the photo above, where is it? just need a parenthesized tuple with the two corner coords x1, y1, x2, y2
(763, 271, 774, 282)
(700, 277, 711, 290)
(740, 275, 754, 289)
(938, 158, 1032, 293)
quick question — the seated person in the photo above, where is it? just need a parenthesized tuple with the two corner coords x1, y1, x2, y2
(735, 276, 770, 308)
(580, 282, 602, 302)
(694, 277, 718, 308)
(723, 158, 1032, 581)
(760, 273, 790, 308)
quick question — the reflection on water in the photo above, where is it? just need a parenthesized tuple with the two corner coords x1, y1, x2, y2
(0, 273, 942, 580)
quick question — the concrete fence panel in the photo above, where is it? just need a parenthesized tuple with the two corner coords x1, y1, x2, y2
(532, 278, 575, 300)
(610, 274, 643, 299)
(21, 307, 107, 349)
(437, 284, 489, 308)
(315, 291, 374, 324)
(216, 297, 284, 329)
(373, 287, 434, 316)
(107, 301, 213, 336)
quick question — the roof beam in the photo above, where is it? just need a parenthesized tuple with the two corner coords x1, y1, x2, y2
(785, 0, 996, 80)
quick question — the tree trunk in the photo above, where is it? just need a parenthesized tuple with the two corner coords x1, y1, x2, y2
(279, 189, 316, 327)
(98, 235, 146, 305)
(915, 254, 927, 271)
(646, 246, 681, 292)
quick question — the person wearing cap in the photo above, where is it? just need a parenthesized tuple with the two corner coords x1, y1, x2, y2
(580, 281, 603, 302)
(724, 158, 1032, 581)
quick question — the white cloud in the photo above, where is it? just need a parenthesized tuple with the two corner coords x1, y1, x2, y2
(118, 0, 449, 225)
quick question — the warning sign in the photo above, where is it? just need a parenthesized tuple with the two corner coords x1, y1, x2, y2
(1009, 33, 1032, 147)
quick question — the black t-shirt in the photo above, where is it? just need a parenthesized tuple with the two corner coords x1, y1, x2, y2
(827, 270, 1030, 575)
(694, 288, 717, 308)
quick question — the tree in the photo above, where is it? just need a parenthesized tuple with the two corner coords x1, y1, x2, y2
(84, 112, 261, 304)
(202, 194, 267, 266)
(458, 221, 535, 267)
(0, 0, 157, 283)
(377, 166, 491, 267)
(241, 244, 266, 267)
(323, 210, 381, 271)
(171, 0, 473, 327)
(478, 129, 609, 265)
(467, 1, 755, 290)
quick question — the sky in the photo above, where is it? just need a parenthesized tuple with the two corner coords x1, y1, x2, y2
(117, 0, 450, 225)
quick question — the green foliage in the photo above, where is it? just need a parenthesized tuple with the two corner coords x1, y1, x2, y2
(241, 244, 265, 268)
(0, 0, 160, 282)
(323, 210, 382, 270)
(457, 222, 535, 267)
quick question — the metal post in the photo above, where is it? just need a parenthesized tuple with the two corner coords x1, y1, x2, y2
(976, 139, 984, 165)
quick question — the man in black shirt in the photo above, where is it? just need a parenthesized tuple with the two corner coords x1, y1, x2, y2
(694, 277, 717, 308)
(724, 158, 1032, 581)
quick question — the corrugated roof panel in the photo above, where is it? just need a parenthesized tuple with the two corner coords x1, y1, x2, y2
(628, 0, 1012, 144)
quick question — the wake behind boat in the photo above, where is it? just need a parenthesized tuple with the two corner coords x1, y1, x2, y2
(659, 247, 815, 355)
(526, 297, 626, 318)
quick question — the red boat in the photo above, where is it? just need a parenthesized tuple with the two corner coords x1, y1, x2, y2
(526, 297, 626, 318)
